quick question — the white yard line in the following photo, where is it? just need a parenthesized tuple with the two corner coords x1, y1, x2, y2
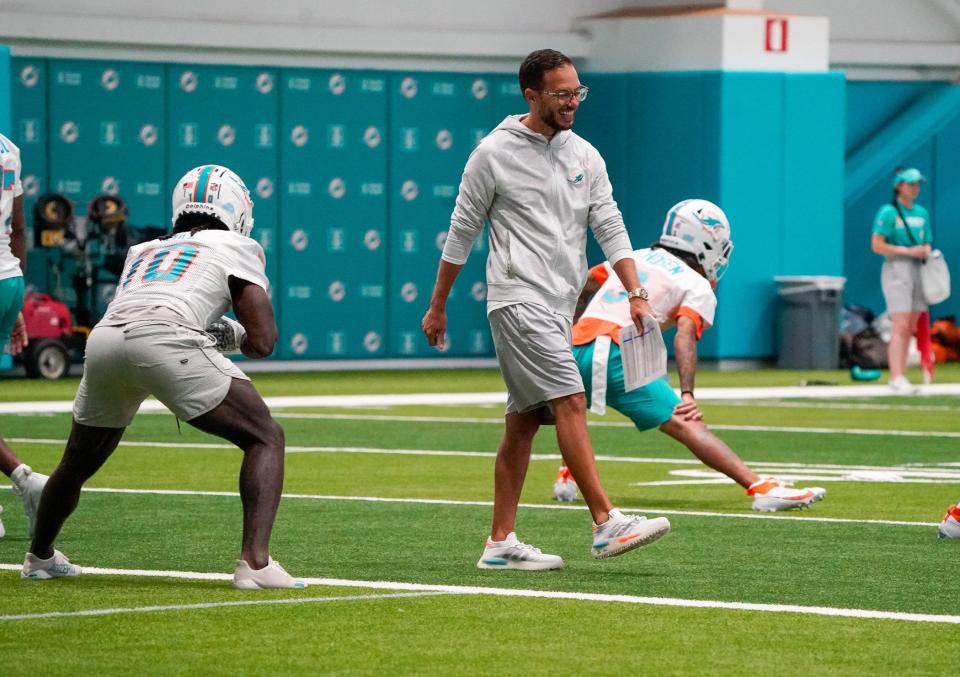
(0, 591, 450, 622)
(10, 437, 959, 471)
(0, 563, 956, 625)
(718, 400, 960, 412)
(2, 382, 959, 417)
(265, 412, 960, 438)
(0, 484, 938, 528)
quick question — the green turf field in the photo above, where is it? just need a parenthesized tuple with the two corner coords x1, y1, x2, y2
(1, 368, 958, 675)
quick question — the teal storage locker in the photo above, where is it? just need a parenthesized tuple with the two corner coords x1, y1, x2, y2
(166, 64, 280, 301)
(388, 72, 494, 358)
(8, 58, 47, 230)
(279, 69, 388, 359)
(47, 60, 166, 320)
(48, 60, 165, 226)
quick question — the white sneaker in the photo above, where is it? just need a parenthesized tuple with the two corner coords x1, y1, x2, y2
(477, 532, 564, 570)
(748, 478, 826, 512)
(553, 466, 578, 502)
(233, 558, 306, 589)
(21, 549, 81, 579)
(939, 504, 960, 539)
(592, 509, 671, 559)
(888, 376, 918, 395)
(12, 467, 48, 538)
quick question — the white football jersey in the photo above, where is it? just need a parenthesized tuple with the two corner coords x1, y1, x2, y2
(99, 228, 269, 331)
(0, 133, 24, 280)
(581, 247, 716, 332)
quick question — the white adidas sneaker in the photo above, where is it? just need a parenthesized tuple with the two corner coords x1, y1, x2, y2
(21, 549, 81, 579)
(748, 478, 826, 512)
(477, 532, 564, 571)
(233, 558, 306, 590)
(592, 509, 671, 559)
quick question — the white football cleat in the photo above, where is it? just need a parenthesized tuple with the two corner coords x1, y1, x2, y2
(12, 466, 48, 538)
(233, 558, 306, 589)
(21, 549, 81, 580)
(553, 465, 578, 502)
(939, 504, 960, 540)
(592, 508, 670, 559)
(748, 478, 826, 512)
(477, 532, 564, 571)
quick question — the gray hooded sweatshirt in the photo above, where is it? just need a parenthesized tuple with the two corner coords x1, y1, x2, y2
(441, 115, 634, 319)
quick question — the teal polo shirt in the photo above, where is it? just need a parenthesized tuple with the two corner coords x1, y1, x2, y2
(873, 203, 931, 247)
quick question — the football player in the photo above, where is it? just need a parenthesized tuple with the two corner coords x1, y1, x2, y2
(554, 199, 827, 511)
(0, 131, 47, 540)
(23, 165, 304, 589)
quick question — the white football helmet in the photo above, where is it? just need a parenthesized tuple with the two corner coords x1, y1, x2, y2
(659, 199, 733, 283)
(172, 164, 254, 236)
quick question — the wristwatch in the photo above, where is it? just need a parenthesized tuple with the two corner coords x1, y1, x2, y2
(627, 287, 649, 301)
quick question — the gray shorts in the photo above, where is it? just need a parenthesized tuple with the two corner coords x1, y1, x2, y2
(881, 258, 926, 314)
(488, 303, 584, 414)
(73, 323, 249, 428)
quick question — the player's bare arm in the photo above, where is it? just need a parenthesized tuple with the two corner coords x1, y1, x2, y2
(422, 259, 463, 348)
(673, 315, 703, 421)
(230, 276, 277, 359)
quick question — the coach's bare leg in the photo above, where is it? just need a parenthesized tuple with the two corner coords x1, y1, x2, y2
(490, 410, 540, 541)
(30, 422, 126, 558)
(0, 437, 25, 476)
(188, 378, 284, 570)
(552, 392, 613, 524)
(660, 417, 758, 489)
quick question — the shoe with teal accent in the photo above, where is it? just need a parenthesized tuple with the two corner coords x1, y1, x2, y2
(476, 532, 564, 571)
(592, 508, 670, 559)
(21, 549, 81, 579)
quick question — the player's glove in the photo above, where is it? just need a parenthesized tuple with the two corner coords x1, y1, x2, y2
(205, 316, 247, 354)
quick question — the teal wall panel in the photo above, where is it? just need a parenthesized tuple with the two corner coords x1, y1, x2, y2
(8, 58, 46, 233)
(166, 64, 280, 309)
(782, 73, 845, 277)
(279, 69, 388, 359)
(717, 74, 785, 360)
(48, 60, 165, 227)
(573, 73, 629, 267)
(493, 76, 523, 121)
(388, 72, 493, 357)
(0, 47, 9, 138)
(845, 82, 935, 155)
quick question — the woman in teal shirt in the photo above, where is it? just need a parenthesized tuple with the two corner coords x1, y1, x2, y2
(870, 167, 932, 394)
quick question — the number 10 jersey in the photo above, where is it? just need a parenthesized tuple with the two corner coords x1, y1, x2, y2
(99, 228, 269, 332)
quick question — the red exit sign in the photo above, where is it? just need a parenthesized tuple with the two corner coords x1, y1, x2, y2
(765, 18, 789, 52)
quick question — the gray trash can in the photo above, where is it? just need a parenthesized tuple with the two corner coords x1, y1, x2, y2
(774, 276, 846, 369)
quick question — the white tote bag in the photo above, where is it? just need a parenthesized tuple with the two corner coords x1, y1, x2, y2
(921, 249, 951, 305)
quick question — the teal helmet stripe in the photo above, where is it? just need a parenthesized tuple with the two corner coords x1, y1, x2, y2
(193, 165, 215, 203)
(664, 204, 682, 235)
